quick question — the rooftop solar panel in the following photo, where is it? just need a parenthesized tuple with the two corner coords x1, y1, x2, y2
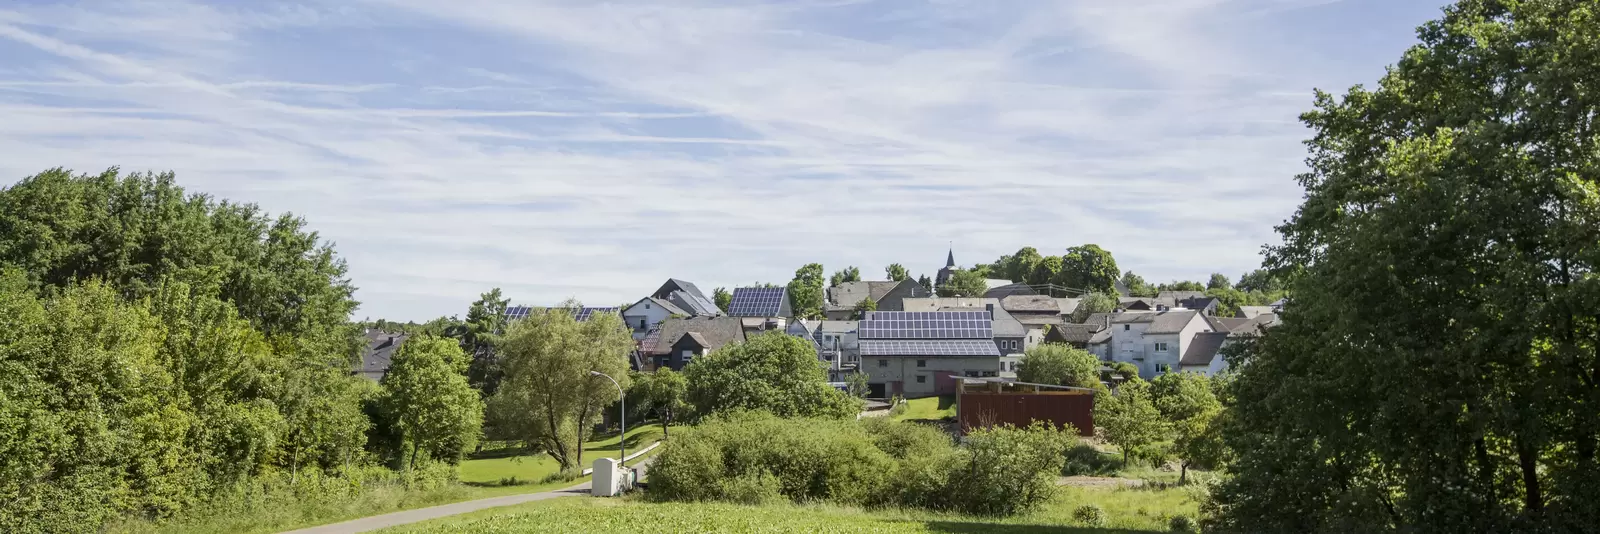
(504, 305, 533, 321)
(859, 339, 1001, 357)
(503, 306, 618, 322)
(728, 287, 786, 317)
(573, 307, 619, 322)
(857, 311, 993, 340)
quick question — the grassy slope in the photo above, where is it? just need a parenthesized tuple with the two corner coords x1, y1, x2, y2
(376, 484, 1201, 533)
(892, 395, 957, 422)
(115, 425, 668, 534)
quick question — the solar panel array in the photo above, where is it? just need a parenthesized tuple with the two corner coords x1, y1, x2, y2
(857, 311, 993, 340)
(728, 287, 786, 317)
(859, 339, 1000, 357)
(502, 306, 618, 322)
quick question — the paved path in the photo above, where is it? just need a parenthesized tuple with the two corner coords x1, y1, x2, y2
(281, 456, 655, 534)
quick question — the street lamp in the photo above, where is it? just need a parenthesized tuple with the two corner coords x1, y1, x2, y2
(590, 370, 625, 467)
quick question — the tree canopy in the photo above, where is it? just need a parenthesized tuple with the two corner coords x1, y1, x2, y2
(1209, 2, 1600, 531)
(937, 268, 988, 298)
(885, 263, 910, 282)
(1058, 245, 1120, 295)
(1071, 292, 1119, 323)
(379, 336, 483, 471)
(786, 263, 825, 319)
(829, 266, 861, 287)
(1016, 344, 1102, 390)
(713, 287, 732, 313)
(683, 332, 859, 420)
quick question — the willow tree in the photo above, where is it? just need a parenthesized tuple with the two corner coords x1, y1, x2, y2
(1208, 2, 1600, 531)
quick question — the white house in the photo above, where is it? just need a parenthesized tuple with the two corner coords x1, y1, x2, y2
(1109, 309, 1215, 378)
(622, 297, 687, 340)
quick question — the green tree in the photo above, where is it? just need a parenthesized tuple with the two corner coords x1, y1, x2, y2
(786, 263, 825, 319)
(885, 263, 910, 282)
(917, 274, 933, 293)
(1057, 245, 1120, 295)
(1234, 269, 1284, 294)
(1110, 361, 1139, 381)
(1003, 247, 1044, 283)
(937, 268, 988, 298)
(1204, 287, 1249, 317)
(829, 266, 861, 287)
(489, 303, 634, 471)
(1209, 3, 1600, 531)
(1071, 292, 1119, 323)
(1120, 271, 1156, 297)
(1026, 256, 1063, 286)
(463, 288, 509, 395)
(1158, 280, 1205, 293)
(852, 297, 877, 320)
(713, 287, 732, 313)
(684, 332, 859, 419)
(1016, 344, 1102, 389)
(844, 372, 870, 399)
(1206, 273, 1232, 290)
(379, 336, 484, 472)
(1149, 373, 1222, 483)
(632, 368, 688, 439)
(1094, 378, 1167, 465)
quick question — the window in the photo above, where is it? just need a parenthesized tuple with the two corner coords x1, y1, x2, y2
(681, 349, 693, 363)
(916, 375, 926, 384)
(917, 359, 926, 367)
(1123, 324, 1130, 331)
(639, 319, 647, 329)
(1155, 342, 1169, 352)
(879, 359, 888, 368)
(1011, 340, 1019, 350)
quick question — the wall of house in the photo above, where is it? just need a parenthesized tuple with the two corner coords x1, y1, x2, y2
(1110, 313, 1214, 378)
(623, 300, 674, 339)
(865, 356, 1000, 398)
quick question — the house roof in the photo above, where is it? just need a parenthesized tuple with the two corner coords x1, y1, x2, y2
(1238, 306, 1275, 319)
(1049, 323, 1102, 344)
(648, 297, 689, 316)
(728, 287, 788, 317)
(1229, 313, 1281, 337)
(358, 330, 407, 379)
(1001, 295, 1059, 313)
(1120, 297, 1176, 310)
(655, 278, 721, 316)
(1054, 298, 1080, 315)
(638, 325, 663, 354)
(983, 283, 1037, 299)
(1158, 291, 1207, 302)
(816, 320, 858, 333)
(1180, 332, 1230, 366)
(1115, 309, 1203, 334)
(1015, 314, 1065, 328)
(1206, 316, 1251, 333)
(652, 317, 746, 355)
(931, 304, 1025, 337)
(859, 339, 1001, 357)
(1177, 297, 1219, 311)
(1087, 329, 1113, 345)
(827, 280, 909, 308)
(682, 332, 712, 348)
(901, 297, 993, 311)
(985, 278, 1015, 290)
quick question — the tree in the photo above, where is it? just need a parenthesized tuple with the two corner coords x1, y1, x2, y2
(1234, 269, 1284, 294)
(1016, 344, 1102, 390)
(786, 263, 825, 319)
(885, 263, 910, 282)
(463, 288, 509, 395)
(1026, 256, 1063, 286)
(937, 268, 988, 297)
(489, 303, 634, 472)
(379, 336, 484, 472)
(1110, 361, 1139, 381)
(1149, 373, 1222, 483)
(829, 266, 861, 287)
(1209, 3, 1600, 531)
(1206, 273, 1232, 291)
(683, 332, 860, 420)
(1120, 271, 1156, 298)
(1094, 378, 1167, 465)
(713, 287, 732, 313)
(844, 372, 870, 399)
(1057, 245, 1120, 295)
(917, 274, 934, 292)
(1002, 247, 1044, 283)
(1204, 287, 1249, 317)
(852, 297, 877, 320)
(1071, 292, 1118, 323)
(1157, 280, 1205, 293)
(632, 368, 687, 439)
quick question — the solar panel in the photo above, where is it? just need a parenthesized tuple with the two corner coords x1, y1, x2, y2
(504, 305, 533, 321)
(857, 311, 993, 340)
(573, 307, 619, 322)
(859, 339, 1001, 357)
(728, 287, 786, 317)
(503, 306, 618, 322)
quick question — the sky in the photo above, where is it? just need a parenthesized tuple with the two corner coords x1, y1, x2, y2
(0, 0, 1449, 322)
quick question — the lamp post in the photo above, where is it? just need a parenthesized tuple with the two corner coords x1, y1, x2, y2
(590, 370, 625, 467)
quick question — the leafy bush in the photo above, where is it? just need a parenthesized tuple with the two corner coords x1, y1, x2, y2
(1073, 504, 1107, 526)
(650, 413, 1075, 517)
(887, 395, 908, 418)
(683, 333, 860, 420)
(1169, 514, 1198, 533)
(1062, 443, 1125, 476)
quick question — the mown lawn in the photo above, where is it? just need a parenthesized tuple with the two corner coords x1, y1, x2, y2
(892, 395, 957, 422)
(376, 484, 1202, 533)
(460, 425, 665, 487)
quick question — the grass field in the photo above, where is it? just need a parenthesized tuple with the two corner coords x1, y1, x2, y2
(375, 484, 1202, 533)
(892, 395, 957, 422)
(114, 425, 669, 534)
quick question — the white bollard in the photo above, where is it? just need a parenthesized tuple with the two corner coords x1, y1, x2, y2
(591, 458, 621, 497)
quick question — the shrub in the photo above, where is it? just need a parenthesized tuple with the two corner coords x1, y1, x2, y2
(1073, 504, 1107, 526)
(648, 412, 895, 505)
(1062, 443, 1125, 476)
(1169, 514, 1198, 533)
(945, 422, 1074, 515)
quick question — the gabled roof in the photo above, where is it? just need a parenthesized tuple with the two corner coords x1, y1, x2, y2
(828, 280, 909, 308)
(1158, 291, 1207, 302)
(983, 283, 1037, 299)
(985, 278, 1015, 290)
(1049, 323, 1103, 344)
(1054, 298, 1080, 315)
(1001, 295, 1059, 313)
(1238, 306, 1275, 319)
(1015, 314, 1065, 328)
(639, 296, 688, 316)
(1206, 316, 1251, 333)
(1181, 332, 1230, 366)
(652, 317, 745, 355)
(653, 279, 721, 316)
(358, 330, 408, 380)
(1229, 313, 1281, 337)
(932, 304, 1026, 337)
(1115, 309, 1204, 334)
(1120, 297, 1176, 310)
(728, 287, 789, 317)
(816, 320, 858, 333)
(1177, 296, 1219, 312)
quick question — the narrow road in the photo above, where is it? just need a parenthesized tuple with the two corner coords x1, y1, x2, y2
(280, 457, 654, 534)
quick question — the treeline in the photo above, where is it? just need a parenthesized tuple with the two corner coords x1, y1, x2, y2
(0, 169, 488, 533)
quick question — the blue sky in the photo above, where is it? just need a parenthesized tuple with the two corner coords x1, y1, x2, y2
(0, 0, 1447, 321)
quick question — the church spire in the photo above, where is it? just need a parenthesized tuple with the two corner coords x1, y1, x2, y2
(945, 245, 955, 268)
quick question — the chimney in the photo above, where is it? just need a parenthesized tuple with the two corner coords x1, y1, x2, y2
(1156, 304, 1168, 312)
(985, 303, 995, 319)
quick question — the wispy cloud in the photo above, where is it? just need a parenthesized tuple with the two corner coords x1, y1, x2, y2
(0, 0, 1447, 320)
